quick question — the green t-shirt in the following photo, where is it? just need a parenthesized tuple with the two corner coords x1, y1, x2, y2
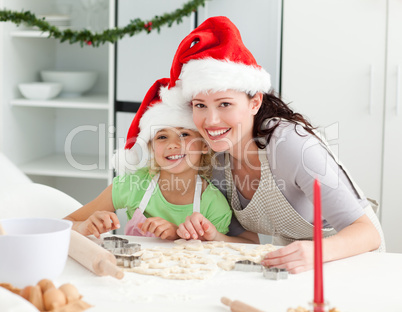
(112, 168, 232, 234)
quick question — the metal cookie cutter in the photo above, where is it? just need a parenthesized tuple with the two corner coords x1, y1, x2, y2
(101, 237, 142, 268)
(112, 243, 141, 257)
(234, 260, 263, 272)
(115, 255, 141, 268)
(262, 267, 288, 280)
(102, 236, 129, 249)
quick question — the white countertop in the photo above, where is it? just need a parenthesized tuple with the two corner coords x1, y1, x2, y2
(46, 237, 402, 311)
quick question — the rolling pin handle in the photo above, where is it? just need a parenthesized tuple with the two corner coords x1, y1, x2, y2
(220, 296, 264, 312)
(98, 259, 124, 279)
(221, 297, 233, 306)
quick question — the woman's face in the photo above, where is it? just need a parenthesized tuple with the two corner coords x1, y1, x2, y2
(151, 127, 208, 175)
(191, 90, 262, 153)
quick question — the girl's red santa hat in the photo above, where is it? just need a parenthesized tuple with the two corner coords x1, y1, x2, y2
(160, 16, 271, 108)
(112, 78, 197, 175)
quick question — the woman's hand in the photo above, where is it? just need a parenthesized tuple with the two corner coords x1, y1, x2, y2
(138, 217, 179, 240)
(76, 211, 120, 239)
(177, 212, 218, 241)
(261, 240, 314, 274)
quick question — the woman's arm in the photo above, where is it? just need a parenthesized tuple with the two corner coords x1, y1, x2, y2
(260, 122, 382, 273)
(64, 184, 120, 237)
(261, 214, 381, 273)
(217, 230, 260, 244)
(323, 213, 381, 261)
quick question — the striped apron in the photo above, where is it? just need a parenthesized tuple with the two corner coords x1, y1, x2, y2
(224, 148, 385, 251)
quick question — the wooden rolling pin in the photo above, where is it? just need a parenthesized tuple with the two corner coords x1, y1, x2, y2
(221, 297, 264, 312)
(69, 230, 124, 279)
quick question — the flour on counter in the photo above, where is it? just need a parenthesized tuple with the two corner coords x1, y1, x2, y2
(123, 240, 276, 280)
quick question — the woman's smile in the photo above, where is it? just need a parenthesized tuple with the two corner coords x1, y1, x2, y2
(205, 127, 231, 140)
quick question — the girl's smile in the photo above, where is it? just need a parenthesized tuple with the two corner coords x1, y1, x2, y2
(165, 154, 186, 160)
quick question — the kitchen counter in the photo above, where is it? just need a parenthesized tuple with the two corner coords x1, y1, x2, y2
(54, 236, 402, 312)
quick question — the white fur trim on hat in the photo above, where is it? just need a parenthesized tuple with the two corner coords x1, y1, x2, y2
(137, 101, 197, 144)
(111, 144, 147, 176)
(162, 58, 271, 109)
(159, 83, 187, 108)
(181, 58, 271, 100)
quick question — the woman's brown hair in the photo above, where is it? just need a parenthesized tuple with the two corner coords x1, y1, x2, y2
(252, 91, 317, 149)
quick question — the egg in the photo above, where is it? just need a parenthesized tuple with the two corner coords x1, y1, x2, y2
(43, 287, 67, 311)
(29, 285, 45, 311)
(37, 279, 55, 294)
(59, 283, 81, 303)
(19, 285, 32, 301)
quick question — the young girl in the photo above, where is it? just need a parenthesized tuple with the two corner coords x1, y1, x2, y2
(160, 16, 385, 273)
(64, 78, 233, 240)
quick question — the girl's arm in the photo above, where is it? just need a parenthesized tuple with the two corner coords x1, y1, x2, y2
(261, 214, 381, 273)
(64, 184, 120, 238)
(177, 212, 259, 244)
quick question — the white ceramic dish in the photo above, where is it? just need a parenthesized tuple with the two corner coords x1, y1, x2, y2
(18, 82, 62, 100)
(40, 70, 98, 97)
(0, 218, 72, 288)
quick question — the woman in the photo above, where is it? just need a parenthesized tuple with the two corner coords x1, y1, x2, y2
(161, 16, 385, 273)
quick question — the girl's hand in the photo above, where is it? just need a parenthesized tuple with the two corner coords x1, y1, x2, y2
(261, 240, 314, 274)
(138, 217, 179, 240)
(76, 211, 120, 238)
(177, 212, 218, 241)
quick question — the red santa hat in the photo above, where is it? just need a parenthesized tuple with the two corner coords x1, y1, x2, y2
(112, 78, 197, 175)
(160, 16, 271, 108)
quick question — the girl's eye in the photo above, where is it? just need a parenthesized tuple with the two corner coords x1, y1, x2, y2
(180, 132, 190, 138)
(156, 135, 167, 140)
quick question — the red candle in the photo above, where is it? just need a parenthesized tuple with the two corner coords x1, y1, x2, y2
(314, 179, 324, 311)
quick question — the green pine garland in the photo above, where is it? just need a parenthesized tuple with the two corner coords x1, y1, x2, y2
(0, 0, 206, 47)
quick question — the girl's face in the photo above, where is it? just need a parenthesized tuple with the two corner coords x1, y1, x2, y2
(151, 127, 208, 175)
(191, 90, 262, 153)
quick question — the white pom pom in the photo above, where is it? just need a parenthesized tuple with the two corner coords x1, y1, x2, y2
(111, 142, 149, 176)
(159, 84, 189, 109)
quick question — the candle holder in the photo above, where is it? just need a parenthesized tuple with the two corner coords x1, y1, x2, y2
(287, 301, 337, 312)
(309, 301, 340, 312)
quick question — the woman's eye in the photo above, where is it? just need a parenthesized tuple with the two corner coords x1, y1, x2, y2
(193, 103, 205, 108)
(220, 102, 231, 107)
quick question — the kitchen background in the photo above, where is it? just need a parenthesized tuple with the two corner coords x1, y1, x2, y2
(0, 0, 401, 253)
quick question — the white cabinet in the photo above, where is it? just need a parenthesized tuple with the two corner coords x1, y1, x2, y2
(0, 0, 115, 205)
(281, 0, 402, 252)
(381, 0, 402, 253)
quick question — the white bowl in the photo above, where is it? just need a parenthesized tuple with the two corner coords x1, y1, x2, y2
(37, 14, 71, 27)
(40, 70, 98, 97)
(18, 82, 62, 100)
(0, 218, 72, 288)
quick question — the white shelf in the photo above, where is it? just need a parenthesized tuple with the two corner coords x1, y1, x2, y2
(19, 153, 110, 179)
(11, 94, 109, 110)
(11, 30, 55, 38)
